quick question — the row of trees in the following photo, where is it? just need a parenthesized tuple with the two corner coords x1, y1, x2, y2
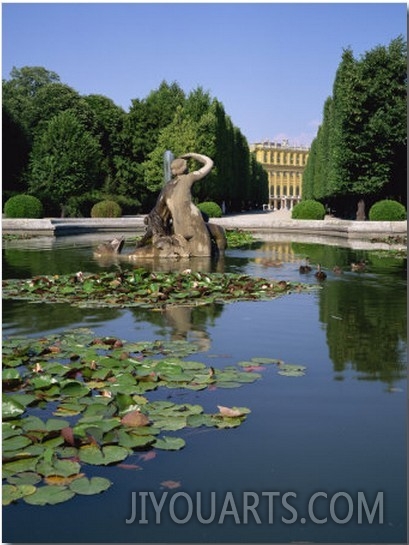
(3, 67, 268, 216)
(302, 36, 407, 218)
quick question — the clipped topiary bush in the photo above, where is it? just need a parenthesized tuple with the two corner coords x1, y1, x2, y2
(91, 200, 122, 218)
(4, 194, 44, 218)
(368, 200, 406, 221)
(197, 201, 223, 218)
(291, 199, 325, 220)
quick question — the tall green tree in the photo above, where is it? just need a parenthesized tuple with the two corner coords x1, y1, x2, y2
(212, 100, 235, 206)
(126, 80, 186, 162)
(2, 66, 61, 138)
(2, 106, 31, 197)
(28, 111, 103, 215)
(83, 94, 127, 194)
(304, 36, 406, 213)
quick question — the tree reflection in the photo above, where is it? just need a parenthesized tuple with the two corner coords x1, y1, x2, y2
(3, 300, 122, 337)
(319, 276, 407, 384)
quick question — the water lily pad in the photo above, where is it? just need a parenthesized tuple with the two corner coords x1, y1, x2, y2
(213, 416, 243, 429)
(3, 397, 25, 419)
(29, 374, 59, 390)
(36, 458, 81, 478)
(2, 368, 22, 381)
(186, 414, 216, 428)
(6, 472, 42, 486)
(251, 357, 282, 365)
(24, 485, 75, 505)
(2, 271, 314, 309)
(79, 444, 129, 465)
(68, 476, 112, 495)
(277, 363, 307, 377)
(117, 430, 156, 449)
(153, 417, 187, 431)
(3, 457, 39, 478)
(2, 423, 23, 440)
(3, 435, 32, 453)
(154, 436, 186, 451)
(5, 393, 37, 408)
(2, 328, 265, 507)
(60, 380, 90, 397)
(3, 484, 36, 505)
(45, 418, 70, 432)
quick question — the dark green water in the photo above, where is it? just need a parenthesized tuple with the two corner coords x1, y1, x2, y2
(2, 234, 407, 543)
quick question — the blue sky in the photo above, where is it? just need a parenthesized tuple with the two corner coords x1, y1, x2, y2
(2, 2, 406, 146)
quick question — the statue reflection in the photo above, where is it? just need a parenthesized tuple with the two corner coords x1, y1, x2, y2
(162, 305, 212, 352)
(93, 253, 226, 273)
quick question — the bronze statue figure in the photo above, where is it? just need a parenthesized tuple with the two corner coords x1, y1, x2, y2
(94, 152, 226, 260)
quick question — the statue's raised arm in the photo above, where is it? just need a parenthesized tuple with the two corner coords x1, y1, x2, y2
(180, 153, 214, 184)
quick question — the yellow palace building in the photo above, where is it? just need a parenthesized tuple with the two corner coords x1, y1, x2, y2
(250, 140, 309, 210)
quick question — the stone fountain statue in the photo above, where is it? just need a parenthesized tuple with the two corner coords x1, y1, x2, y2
(94, 152, 227, 260)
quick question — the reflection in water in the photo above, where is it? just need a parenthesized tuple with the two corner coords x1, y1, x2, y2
(320, 276, 407, 383)
(93, 253, 227, 273)
(125, 302, 224, 354)
(162, 305, 213, 352)
(2, 300, 123, 337)
(2, 236, 407, 386)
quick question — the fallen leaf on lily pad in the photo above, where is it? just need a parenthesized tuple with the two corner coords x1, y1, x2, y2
(217, 405, 249, 418)
(121, 410, 150, 427)
(161, 480, 181, 489)
(44, 473, 84, 486)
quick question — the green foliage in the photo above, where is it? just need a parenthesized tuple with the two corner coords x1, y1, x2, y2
(27, 110, 103, 215)
(305, 36, 407, 213)
(368, 200, 406, 221)
(2, 107, 31, 195)
(2, 66, 60, 137)
(4, 66, 267, 214)
(197, 201, 222, 218)
(2, 269, 315, 309)
(4, 194, 43, 218)
(1, 328, 262, 504)
(291, 199, 325, 220)
(225, 230, 255, 248)
(90, 200, 122, 218)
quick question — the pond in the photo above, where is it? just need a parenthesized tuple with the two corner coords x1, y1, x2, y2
(2, 232, 407, 543)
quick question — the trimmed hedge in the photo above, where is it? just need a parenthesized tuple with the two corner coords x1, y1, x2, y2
(91, 200, 122, 218)
(368, 200, 406, 221)
(197, 201, 223, 218)
(291, 200, 325, 220)
(4, 194, 43, 218)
